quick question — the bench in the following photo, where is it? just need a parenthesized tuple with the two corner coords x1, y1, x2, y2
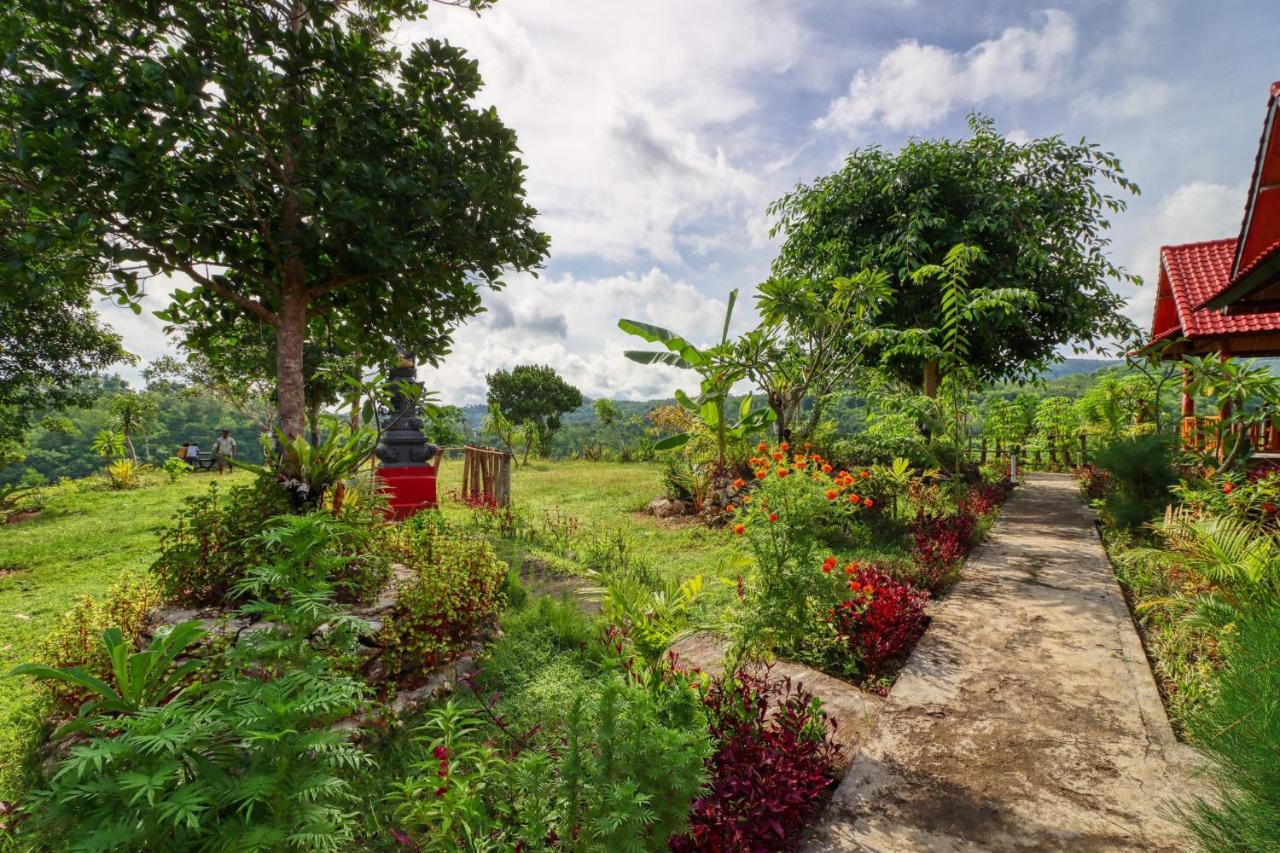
(188, 452, 217, 471)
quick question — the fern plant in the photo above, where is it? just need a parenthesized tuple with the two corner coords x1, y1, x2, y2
(1123, 507, 1280, 626)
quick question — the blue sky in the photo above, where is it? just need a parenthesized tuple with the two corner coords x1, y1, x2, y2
(105, 0, 1280, 404)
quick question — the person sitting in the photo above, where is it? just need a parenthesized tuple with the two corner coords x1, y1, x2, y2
(177, 442, 189, 460)
(213, 429, 237, 474)
(185, 442, 201, 466)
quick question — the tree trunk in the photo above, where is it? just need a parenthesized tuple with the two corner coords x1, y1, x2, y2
(276, 289, 308, 440)
(923, 359, 941, 398)
(308, 398, 321, 446)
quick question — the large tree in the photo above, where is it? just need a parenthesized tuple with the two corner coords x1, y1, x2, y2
(1, 0, 548, 438)
(768, 114, 1138, 395)
(0, 194, 126, 451)
(486, 364, 582, 459)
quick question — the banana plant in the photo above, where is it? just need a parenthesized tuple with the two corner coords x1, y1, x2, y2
(11, 621, 207, 734)
(620, 289, 772, 469)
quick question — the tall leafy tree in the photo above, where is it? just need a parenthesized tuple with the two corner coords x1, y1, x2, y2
(768, 114, 1138, 395)
(485, 364, 582, 459)
(0, 194, 126, 450)
(1, 0, 548, 438)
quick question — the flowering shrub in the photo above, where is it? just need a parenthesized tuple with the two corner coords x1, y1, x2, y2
(725, 442, 874, 656)
(381, 526, 508, 680)
(829, 565, 929, 673)
(673, 669, 840, 852)
(959, 478, 1014, 517)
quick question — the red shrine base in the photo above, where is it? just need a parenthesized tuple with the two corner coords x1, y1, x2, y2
(376, 465, 438, 520)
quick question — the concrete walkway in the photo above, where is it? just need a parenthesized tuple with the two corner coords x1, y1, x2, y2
(804, 473, 1201, 852)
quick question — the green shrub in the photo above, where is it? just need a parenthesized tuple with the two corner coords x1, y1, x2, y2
(152, 476, 391, 606)
(16, 514, 372, 851)
(390, 676, 710, 850)
(160, 455, 190, 483)
(1094, 435, 1177, 530)
(1178, 604, 1280, 851)
(380, 528, 507, 679)
(35, 572, 163, 711)
(151, 477, 291, 604)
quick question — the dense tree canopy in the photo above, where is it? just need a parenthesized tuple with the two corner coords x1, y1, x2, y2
(768, 114, 1138, 392)
(0, 196, 126, 452)
(486, 364, 583, 458)
(1, 0, 547, 438)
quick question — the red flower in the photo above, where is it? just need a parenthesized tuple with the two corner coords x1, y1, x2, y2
(724, 504, 735, 514)
(757, 441, 768, 452)
(433, 745, 449, 761)
(733, 523, 745, 536)
(825, 489, 838, 500)
(850, 493, 860, 503)
(755, 469, 768, 480)
(844, 561, 860, 575)
(1223, 482, 1234, 494)
(777, 468, 790, 478)
(821, 556, 837, 573)
(780, 441, 790, 451)
(732, 478, 746, 490)
(768, 513, 779, 523)
(821, 463, 833, 474)
(1266, 502, 1277, 515)
(860, 470, 870, 479)
(848, 581, 861, 592)
(772, 451, 784, 461)
(863, 498, 874, 508)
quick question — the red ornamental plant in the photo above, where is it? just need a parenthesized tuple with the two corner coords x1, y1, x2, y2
(672, 669, 841, 852)
(909, 511, 977, 593)
(829, 565, 929, 673)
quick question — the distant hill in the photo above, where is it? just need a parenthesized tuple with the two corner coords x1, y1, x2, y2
(1036, 359, 1120, 380)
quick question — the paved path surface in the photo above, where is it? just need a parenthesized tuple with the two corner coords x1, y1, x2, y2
(804, 473, 1202, 852)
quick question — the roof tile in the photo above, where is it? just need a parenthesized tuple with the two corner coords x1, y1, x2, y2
(1160, 238, 1280, 337)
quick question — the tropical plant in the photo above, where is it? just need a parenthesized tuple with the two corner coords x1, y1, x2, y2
(1125, 507, 1280, 627)
(1030, 396, 1082, 466)
(12, 621, 206, 733)
(161, 455, 190, 483)
(730, 271, 892, 441)
(105, 457, 142, 490)
(108, 390, 159, 462)
(1093, 434, 1176, 531)
(90, 428, 124, 460)
(598, 573, 704, 689)
(237, 427, 379, 509)
(1183, 354, 1280, 473)
(620, 290, 773, 470)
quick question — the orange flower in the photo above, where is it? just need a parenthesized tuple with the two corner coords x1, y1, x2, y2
(780, 441, 790, 451)
(757, 442, 768, 453)
(742, 494, 752, 503)
(795, 459, 808, 469)
(850, 494, 860, 503)
(755, 469, 768, 480)
(771, 451, 783, 461)
(821, 556, 837, 573)
(1223, 482, 1234, 494)
(860, 470, 870, 479)
(724, 504, 735, 514)
(776, 468, 790, 478)
(821, 463, 833, 474)
(768, 513, 779, 523)
(848, 581, 861, 592)
(843, 561, 859, 575)
(804, 442, 813, 450)
(863, 585, 875, 595)
(732, 478, 746, 490)
(863, 498, 874, 508)
(825, 489, 837, 500)
(733, 524, 745, 536)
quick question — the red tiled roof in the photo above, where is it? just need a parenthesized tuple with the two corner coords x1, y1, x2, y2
(1158, 238, 1280, 337)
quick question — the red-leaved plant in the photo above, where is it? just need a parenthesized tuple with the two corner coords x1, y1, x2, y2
(829, 565, 929, 674)
(909, 511, 976, 593)
(672, 669, 841, 852)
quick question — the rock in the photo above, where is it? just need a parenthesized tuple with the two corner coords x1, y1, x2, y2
(647, 497, 690, 518)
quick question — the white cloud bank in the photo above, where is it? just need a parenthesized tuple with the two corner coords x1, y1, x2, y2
(817, 9, 1077, 134)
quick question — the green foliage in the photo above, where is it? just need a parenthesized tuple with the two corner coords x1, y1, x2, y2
(1075, 374, 1152, 442)
(1030, 396, 1083, 464)
(1178, 604, 1280, 851)
(151, 477, 292, 604)
(1094, 435, 1176, 530)
(769, 113, 1138, 389)
(238, 427, 379, 510)
(487, 365, 584, 460)
(33, 573, 164, 712)
(3, 0, 547, 437)
(90, 429, 124, 460)
(1183, 355, 1280, 473)
(13, 621, 205, 733)
(600, 574, 704, 688)
(16, 514, 372, 850)
(661, 455, 698, 502)
(161, 456, 191, 483)
(391, 677, 710, 851)
(381, 526, 508, 680)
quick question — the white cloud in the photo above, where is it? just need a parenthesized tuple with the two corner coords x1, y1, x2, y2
(1073, 75, 1175, 121)
(1120, 180, 1246, 327)
(417, 268, 752, 404)
(816, 9, 1077, 134)
(408, 0, 804, 265)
